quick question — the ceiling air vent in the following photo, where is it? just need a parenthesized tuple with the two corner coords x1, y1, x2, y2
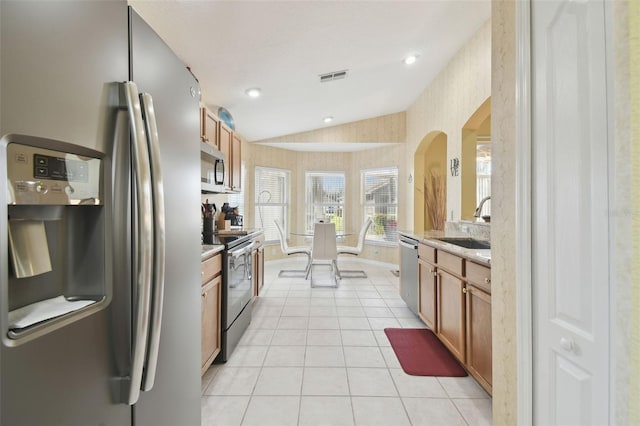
(319, 69, 348, 83)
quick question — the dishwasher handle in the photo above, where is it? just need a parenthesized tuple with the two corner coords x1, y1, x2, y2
(399, 238, 419, 250)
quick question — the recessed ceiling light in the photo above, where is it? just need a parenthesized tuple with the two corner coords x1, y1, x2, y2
(403, 55, 418, 65)
(323, 116, 333, 124)
(246, 88, 261, 98)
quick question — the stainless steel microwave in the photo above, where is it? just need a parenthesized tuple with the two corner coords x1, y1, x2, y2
(201, 142, 225, 192)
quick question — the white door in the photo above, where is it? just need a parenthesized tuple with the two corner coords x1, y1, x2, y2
(531, 0, 611, 424)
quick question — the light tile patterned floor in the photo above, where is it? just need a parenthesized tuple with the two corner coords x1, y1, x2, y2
(202, 259, 492, 426)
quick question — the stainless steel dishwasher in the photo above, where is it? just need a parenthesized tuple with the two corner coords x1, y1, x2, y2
(399, 234, 419, 315)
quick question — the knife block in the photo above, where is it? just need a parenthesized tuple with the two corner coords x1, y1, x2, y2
(202, 217, 214, 244)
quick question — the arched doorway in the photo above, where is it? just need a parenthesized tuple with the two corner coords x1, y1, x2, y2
(413, 131, 447, 232)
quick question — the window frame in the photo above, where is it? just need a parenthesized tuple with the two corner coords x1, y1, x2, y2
(361, 166, 399, 246)
(304, 171, 346, 233)
(255, 166, 291, 244)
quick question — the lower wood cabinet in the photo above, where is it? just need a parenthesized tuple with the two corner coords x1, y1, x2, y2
(418, 258, 437, 330)
(417, 242, 492, 395)
(465, 284, 492, 393)
(201, 253, 222, 375)
(436, 269, 466, 362)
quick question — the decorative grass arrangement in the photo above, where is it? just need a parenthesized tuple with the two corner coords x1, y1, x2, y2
(424, 171, 446, 230)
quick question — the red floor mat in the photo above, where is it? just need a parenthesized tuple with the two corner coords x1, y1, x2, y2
(384, 328, 467, 376)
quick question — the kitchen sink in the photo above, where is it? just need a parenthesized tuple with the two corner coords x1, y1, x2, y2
(436, 237, 491, 250)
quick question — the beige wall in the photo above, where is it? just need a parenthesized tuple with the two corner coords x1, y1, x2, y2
(490, 1, 516, 424)
(255, 112, 405, 144)
(623, 1, 639, 423)
(404, 20, 492, 229)
(242, 114, 406, 264)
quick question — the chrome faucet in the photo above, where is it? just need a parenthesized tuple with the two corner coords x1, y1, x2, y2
(473, 196, 491, 218)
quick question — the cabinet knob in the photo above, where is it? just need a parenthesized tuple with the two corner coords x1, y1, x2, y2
(202, 292, 207, 299)
(485, 277, 491, 284)
(560, 337, 575, 352)
(462, 287, 467, 294)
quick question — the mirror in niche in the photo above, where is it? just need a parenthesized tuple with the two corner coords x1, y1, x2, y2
(461, 97, 491, 221)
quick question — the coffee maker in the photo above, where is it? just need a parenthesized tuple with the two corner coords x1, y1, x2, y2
(221, 203, 243, 227)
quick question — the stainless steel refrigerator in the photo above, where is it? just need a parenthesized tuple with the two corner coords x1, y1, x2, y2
(0, 2, 202, 425)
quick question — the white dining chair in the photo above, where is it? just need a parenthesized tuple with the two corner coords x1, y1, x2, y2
(306, 222, 340, 287)
(336, 217, 373, 278)
(274, 220, 311, 277)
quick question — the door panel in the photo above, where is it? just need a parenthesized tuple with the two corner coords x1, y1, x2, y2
(1, 2, 131, 425)
(129, 8, 201, 426)
(532, 0, 610, 423)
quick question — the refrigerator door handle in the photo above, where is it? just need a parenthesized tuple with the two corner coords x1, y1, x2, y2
(139, 93, 166, 392)
(123, 81, 154, 405)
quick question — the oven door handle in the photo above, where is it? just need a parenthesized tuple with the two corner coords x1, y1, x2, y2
(229, 242, 254, 258)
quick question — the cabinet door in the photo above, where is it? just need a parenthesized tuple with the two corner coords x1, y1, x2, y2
(418, 258, 437, 330)
(219, 123, 232, 190)
(201, 276, 221, 374)
(200, 108, 220, 148)
(206, 111, 219, 149)
(436, 269, 465, 361)
(231, 133, 242, 191)
(466, 284, 492, 394)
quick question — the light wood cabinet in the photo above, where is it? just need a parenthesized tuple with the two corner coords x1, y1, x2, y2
(231, 133, 242, 191)
(417, 241, 492, 395)
(465, 283, 492, 393)
(418, 258, 437, 330)
(201, 252, 222, 375)
(436, 269, 466, 361)
(219, 122, 232, 191)
(200, 107, 220, 149)
(199, 107, 242, 193)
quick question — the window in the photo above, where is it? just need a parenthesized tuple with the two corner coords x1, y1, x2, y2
(255, 166, 290, 243)
(305, 172, 345, 232)
(476, 142, 491, 215)
(362, 167, 398, 243)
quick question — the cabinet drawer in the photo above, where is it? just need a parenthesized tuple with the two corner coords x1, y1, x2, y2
(437, 250, 464, 276)
(466, 261, 491, 293)
(201, 253, 222, 285)
(418, 243, 436, 263)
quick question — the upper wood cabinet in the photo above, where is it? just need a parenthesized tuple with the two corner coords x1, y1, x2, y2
(199, 106, 242, 193)
(200, 107, 220, 149)
(218, 121, 232, 191)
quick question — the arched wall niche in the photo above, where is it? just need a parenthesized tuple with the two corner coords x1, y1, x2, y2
(461, 96, 491, 219)
(413, 131, 447, 232)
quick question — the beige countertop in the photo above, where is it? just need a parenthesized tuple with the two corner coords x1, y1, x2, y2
(399, 230, 491, 266)
(201, 244, 224, 260)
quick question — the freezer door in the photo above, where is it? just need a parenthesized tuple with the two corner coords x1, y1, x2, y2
(128, 8, 202, 426)
(0, 2, 132, 425)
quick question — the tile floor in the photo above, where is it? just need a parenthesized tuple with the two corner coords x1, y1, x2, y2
(201, 259, 492, 426)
